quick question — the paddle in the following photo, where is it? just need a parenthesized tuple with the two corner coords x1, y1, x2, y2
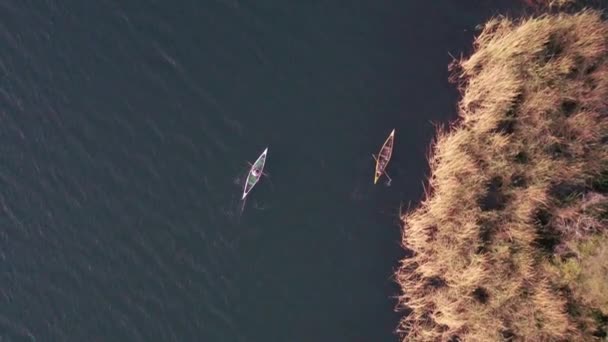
(246, 162, 270, 178)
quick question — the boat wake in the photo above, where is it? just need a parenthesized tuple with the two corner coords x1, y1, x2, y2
(224, 166, 273, 223)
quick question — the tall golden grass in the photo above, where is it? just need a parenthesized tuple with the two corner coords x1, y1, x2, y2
(396, 9, 608, 342)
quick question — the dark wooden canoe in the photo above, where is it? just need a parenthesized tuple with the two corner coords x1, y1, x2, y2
(374, 129, 395, 184)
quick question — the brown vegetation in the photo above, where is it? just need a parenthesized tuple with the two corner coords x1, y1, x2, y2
(523, 0, 579, 10)
(396, 10, 608, 342)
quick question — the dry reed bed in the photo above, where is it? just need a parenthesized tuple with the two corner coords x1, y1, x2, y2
(396, 10, 608, 342)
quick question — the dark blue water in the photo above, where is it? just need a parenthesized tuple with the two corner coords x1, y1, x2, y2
(0, 1, 518, 341)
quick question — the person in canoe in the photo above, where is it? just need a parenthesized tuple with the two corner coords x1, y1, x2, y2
(252, 168, 261, 177)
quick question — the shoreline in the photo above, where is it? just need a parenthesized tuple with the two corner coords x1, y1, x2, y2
(396, 6, 608, 341)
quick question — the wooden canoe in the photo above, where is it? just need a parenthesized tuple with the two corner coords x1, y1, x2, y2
(374, 129, 395, 184)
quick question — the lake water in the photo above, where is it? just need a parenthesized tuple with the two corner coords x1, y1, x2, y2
(0, 1, 519, 341)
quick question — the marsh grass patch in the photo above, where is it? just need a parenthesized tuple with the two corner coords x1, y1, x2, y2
(397, 9, 608, 341)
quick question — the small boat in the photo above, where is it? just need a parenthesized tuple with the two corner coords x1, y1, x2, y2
(373, 129, 395, 184)
(242, 147, 268, 200)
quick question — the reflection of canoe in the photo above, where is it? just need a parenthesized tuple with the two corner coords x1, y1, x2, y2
(373, 129, 395, 184)
(242, 147, 268, 200)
